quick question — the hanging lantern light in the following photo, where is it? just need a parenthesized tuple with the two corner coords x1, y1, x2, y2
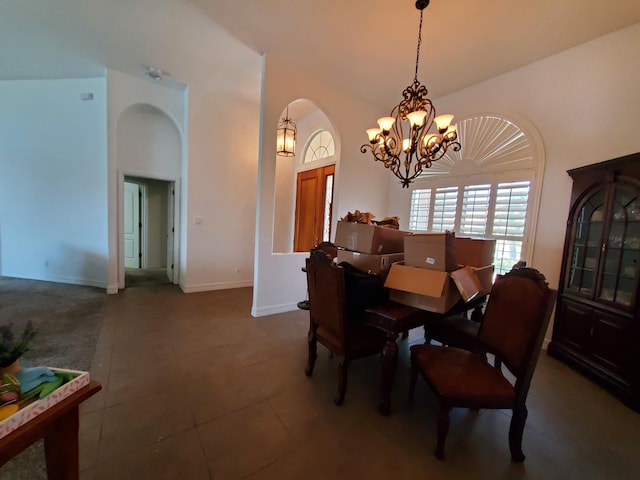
(276, 108, 297, 157)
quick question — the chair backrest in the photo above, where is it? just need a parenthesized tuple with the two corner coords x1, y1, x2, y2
(311, 241, 338, 259)
(478, 267, 557, 396)
(306, 249, 347, 352)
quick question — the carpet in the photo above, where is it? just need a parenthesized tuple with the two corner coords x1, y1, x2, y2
(0, 276, 105, 480)
(125, 267, 171, 287)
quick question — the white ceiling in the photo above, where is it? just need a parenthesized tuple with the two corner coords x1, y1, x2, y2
(2, 0, 640, 109)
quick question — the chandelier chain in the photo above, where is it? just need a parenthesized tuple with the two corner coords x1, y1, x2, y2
(414, 9, 424, 83)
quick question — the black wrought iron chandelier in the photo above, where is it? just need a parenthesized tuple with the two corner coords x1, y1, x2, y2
(276, 108, 297, 157)
(361, 0, 461, 188)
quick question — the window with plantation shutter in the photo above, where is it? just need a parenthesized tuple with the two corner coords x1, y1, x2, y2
(492, 181, 529, 237)
(432, 186, 458, 231)
(406, 114, 544, 275)
(460, 184, 491, 235)
(409, 188, 431, 231)
(492, 181, 530, 273)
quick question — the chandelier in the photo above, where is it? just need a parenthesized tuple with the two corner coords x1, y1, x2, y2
(361, 0, 461, 188)
(276, 108, 297, 157)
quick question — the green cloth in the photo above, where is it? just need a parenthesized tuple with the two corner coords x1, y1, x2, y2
(21, 371, 74, 400)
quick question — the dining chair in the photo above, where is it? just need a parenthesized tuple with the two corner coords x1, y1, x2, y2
(305, 249, 387, 405)
(409, 266, 556, 461)
(423, 261, 528, 367)
(297, 242, 339, 311)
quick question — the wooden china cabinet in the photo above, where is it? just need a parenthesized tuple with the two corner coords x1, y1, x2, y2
(548, 152, 640, 411)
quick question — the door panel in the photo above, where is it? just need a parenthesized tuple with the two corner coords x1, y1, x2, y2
(293, 165, 335, 252)
(166, 183, 175, 282)
(124, 182, 140, 268)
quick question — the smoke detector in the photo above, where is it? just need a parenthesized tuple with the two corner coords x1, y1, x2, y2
(146, 66, 168, 80)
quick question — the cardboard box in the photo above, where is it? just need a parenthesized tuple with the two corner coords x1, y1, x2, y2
(0, 368, 90, 440)
(336, 250, 404, 280)
(450, 266, 483, 302)
(403, 232, 458, 271)
(455, 237, 497, 267)
(473, 264, 495, 296)
(384, 263, 461, 313)
(450, 264, 495, 302)
(334, 221, 407, 254)
(384, 263, 495, 313)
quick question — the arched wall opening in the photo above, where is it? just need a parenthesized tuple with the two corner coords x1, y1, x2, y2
(115, 102, 183, 289)
(273, 99, 341, 253)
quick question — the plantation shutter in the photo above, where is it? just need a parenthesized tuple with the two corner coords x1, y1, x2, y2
(492, 180, 530, 273)
(460, 184, 491, 235)
(432, 186, 458, 232)
(492, 181, 530, 237)
(409, 189, 431, 231)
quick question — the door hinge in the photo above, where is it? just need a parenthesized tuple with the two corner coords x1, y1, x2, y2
(138, 252, 142, 258)
(171, 264, 174, 269)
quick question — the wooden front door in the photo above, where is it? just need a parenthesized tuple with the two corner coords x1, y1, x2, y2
(293, 165, 335, 252)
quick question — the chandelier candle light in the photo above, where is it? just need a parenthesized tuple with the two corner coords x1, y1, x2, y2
(361, 0, 461, 188)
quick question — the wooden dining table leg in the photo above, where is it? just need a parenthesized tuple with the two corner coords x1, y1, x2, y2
(378, 332, 399, 416)
(44, 405, 80, 480)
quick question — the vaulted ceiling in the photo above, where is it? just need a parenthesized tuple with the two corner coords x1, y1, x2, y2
(2, 0, 640, 109)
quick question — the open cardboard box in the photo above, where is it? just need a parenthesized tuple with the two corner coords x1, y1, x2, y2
(0, 368, 90, 439)
(384, 263, 494, 313)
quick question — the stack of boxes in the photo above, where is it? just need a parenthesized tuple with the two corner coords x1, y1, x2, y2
(333, 221, 408, 280)
(384, 233, 496, 313)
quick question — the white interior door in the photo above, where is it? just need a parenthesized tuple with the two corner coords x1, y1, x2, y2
(166, 183, 174, 282)
(124, 182, 140, 268)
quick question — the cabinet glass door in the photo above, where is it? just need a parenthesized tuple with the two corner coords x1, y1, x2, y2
(567, 189, 606, 296)
(598, 186, 640, 307)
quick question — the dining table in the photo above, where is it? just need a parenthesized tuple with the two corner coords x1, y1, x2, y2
(362, 296, 487, 415)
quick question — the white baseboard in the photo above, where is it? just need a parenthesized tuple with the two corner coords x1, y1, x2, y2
(252, 302, 301, 317)
(181, 279, 253, 293)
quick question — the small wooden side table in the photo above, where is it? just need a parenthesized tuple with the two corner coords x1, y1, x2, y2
(0, 381, 102, 479)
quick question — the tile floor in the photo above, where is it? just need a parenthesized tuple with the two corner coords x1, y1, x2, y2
(75, 285, 639, 479)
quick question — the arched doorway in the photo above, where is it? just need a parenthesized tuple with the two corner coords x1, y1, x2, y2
(115, 103, 182, 289)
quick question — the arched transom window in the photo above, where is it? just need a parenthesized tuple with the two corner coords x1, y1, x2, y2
(304, 130, 335, 163)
